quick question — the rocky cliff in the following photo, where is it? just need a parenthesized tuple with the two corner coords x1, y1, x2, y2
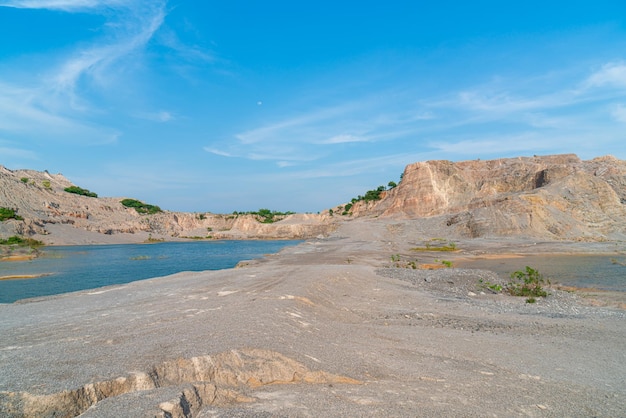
(2, 154, 625, 244)
(0, 166, 335, 244)
(345, 154, 626, 240)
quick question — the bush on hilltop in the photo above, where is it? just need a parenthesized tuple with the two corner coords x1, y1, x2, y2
(64, 186, 98, 198)
(121, 199, 162, 214)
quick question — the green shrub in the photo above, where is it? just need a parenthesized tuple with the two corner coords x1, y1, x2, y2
(0, 207, 23, 221)
(64, 186, 98, 198)
(508, 266, 550, 298)
(42, 180, 51, 188)
(20, 177, 28, 183)
(232, 209, 294, 223)
(411, 242, 457, 252)
(0, 235, 44, 247)
(121, 199, 162, 214)
(477, 279, 503, 293)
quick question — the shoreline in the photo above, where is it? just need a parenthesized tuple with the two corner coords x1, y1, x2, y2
(1, 220, 625, 416)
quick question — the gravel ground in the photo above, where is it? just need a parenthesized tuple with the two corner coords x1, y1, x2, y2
(1, 218, 625, 417)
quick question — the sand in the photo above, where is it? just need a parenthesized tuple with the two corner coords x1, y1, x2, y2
(0, 218, 624, 417)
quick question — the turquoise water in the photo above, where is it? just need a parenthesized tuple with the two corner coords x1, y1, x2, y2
(455, 254, 626, 292)
(0, 240, 301, 303)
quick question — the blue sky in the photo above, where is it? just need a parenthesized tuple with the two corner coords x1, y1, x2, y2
(1, 1, 625, 213)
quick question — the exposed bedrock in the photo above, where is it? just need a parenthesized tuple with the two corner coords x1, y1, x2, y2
(0, 348, 360, 418)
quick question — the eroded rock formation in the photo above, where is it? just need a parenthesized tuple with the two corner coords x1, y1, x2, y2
(2, 154, 625, 243)
(0, 167, 336, 243)
(345, 154, 626, 240)
(0, 348, 360, 418)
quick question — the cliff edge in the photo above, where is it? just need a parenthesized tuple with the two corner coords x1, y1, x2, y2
(344, 154, 626, 240)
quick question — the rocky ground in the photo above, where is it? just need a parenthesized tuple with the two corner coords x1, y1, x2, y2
(1, 218, 625, 417)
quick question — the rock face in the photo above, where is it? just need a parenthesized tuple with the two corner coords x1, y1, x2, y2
(346, 154, 626, 240)
(0, 166, 335, 244)
(2, 154, 625, 243)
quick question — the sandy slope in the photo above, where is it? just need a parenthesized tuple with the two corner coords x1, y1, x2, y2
(1, 219, 625, 417)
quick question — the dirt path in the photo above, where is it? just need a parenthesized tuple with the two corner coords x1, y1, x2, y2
(1, 219, 624, 417)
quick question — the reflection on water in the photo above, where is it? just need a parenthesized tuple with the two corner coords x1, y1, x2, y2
(0, 240, 301, 303)
(455, 254, 626, 292)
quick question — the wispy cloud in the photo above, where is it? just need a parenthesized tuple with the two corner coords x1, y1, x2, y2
(0, 81, 119, 143)
(0, 0, 170, 145)
(47, 2, 167, 102)
(206, 59, 626, 170)
(612, 104, 626, 123)
(584, 62, 626, 89)
(0, 0, 128, 11)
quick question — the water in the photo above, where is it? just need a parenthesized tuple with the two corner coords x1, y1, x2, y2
(455, 254, 626, 292)
(0, 240, 301, 303)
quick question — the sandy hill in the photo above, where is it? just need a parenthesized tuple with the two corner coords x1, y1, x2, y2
(0, 166, 332, 244)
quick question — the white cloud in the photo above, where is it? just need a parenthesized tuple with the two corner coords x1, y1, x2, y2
(611, 104, 626, 123)
(0, 0, 128, 11)
(0, 82, 119, 143)
(585, 62, 626, 89)
(203, 147, 233, 157)
(320, 134, 368, 144)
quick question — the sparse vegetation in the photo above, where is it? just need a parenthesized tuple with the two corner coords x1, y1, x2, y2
(437, 259, 453, 268)
(0, 207, 23, 221)
(0, 235, 44, 248)
(145, 234, 164, 243)
(64, 186, 98, 198)
(20, 177, 28, 183)
(476, 267, 549, 302)
(340, 179, 400, 215)
(411, 241, 457, 252)
(508, 266, 550, 298)
(121, 199, 162, 214)
(390, 254, 418, 269)
(477, 279, 503, 293)
(232, 209, 295, 223)
(42, 180, 51, 188)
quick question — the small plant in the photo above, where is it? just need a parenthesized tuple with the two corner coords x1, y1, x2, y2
(477, 279, 503, 293)
(389, 254, 418, 269)
(20, 177, 28, 183)
(64, 186, 98, 198)
(507, 266, 550, 298)
(526, 297, 537, 304)
(0, 207, 23, 221)
(42, 180, 51, 188)
(438, 259, 453, 268)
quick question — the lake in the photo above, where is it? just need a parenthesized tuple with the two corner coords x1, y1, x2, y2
(0, 240, 302, 303)
(455, 254, 626, 292)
